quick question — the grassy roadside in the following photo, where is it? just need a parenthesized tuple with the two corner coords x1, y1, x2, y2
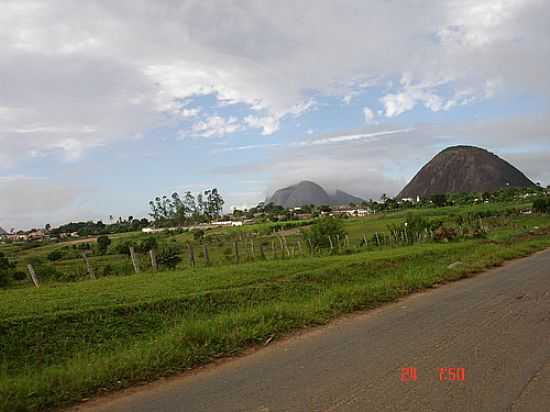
(1, 227, 550, 411)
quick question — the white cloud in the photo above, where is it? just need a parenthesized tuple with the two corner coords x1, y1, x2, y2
(185, 116, 241, 138)
(300, 128, 414, 146)
(180, 107, 201, 118)
(1, 1, 549, 163)
(363, 107, 376, 123)
(244, 115, 280, 135)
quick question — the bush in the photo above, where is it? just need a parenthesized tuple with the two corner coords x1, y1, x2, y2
(102, 264, 114, 277)
(0, 252, 15, 288)
(114, 240, 137, 256)
(137, 236, 158, 253)
(387, 213, 432, 245)
(26, 258, 64, 281)
(432, 226, 458, 242)
(0, 270, 10, 288)
(302, 217, 346, 249)
(96, 235, 111, 255)
(47, 249, 64, 261)
(77, 242, 92, 251)
(533, 198, 550, 213)
(192, 229, 205, 241)
(157, 245, 181, 269)
(12, 271, 27, 281)
(431, 194, 448, 207)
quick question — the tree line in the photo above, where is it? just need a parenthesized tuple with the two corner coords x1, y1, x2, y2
(149, 188, 225, 226)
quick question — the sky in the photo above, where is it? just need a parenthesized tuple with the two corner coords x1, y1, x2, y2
(1, 0, 549, 230)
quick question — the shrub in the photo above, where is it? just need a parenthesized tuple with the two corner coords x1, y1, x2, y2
(157, 245, 181, 269)
(192, 229, 205, 241)
(0, 270, 10, 288)
(387, 213, 431, 245)
(102, 264, 114, 277)
(302, 217, 346, 249)
(0, 252, 15, 288)
(533, 198, 550, 213)
(77, 242, 92, 251)
(138, 236, 158, 253)
(114, 240, 137, 256)
(432, 226, 458, 242)
(97, 235, 111, 255)
(26, 257, 64, 281)
(12, 271, 27, 281)
(431, 194, 448, 207)
(47, 249, 64, 261)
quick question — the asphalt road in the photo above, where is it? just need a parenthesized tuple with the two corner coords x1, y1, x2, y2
(74, 249, 550, 412)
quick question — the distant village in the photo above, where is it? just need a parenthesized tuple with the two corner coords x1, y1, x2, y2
(1, 185, 547, 245)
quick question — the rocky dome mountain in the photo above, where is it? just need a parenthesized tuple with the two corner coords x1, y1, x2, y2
(0, 227, 7, 235)
(398, 145, 536, 199)
(267, 181, 364, 208)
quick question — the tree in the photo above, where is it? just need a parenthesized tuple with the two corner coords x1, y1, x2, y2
(183, 191, 197, 215)
(205, 188, 224, 218)
(96, 235, 111, 255)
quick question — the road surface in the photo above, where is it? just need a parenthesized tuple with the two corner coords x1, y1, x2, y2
(73, 249, 550, 412)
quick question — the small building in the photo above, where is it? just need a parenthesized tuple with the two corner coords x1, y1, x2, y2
(332, 209, 370, 217)
(211, 221, 243, 227)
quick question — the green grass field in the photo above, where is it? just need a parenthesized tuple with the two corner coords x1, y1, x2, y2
(0, 200, 532, 284)
(0, 203, 549, 411)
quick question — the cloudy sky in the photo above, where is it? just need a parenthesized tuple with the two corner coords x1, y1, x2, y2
(1, 0, 549, 230)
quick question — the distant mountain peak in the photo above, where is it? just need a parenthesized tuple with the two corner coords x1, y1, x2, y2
(398, 145, 535, 199)
(268, 181, 364, 208)
(0, 227, 7, 235)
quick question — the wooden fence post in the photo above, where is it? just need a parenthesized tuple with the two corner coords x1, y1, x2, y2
(203, 244, 210, 266)
(149, 249, 158, 271)
(328, 235, 334, 250)
(188, 243, 196, 267)
(283, 236, 290, 257)
(307, 239, 313, 255)
(250, 240, 255, 260)
(260, 243, 266, 260)
(271, 240, 276, 259)
(233, 240, 240, 264)
(278, 237, 285, 257)
(81, 251, 96, 280)
(129, 246, 140, 273)
(362, 233, 368, 247)
(26, 264, 40, 288)
(375, 232, 380, 246)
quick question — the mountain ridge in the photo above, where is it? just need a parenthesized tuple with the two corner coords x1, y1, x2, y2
(267, 181, 365, 208)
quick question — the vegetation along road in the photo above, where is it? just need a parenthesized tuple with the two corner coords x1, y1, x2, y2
(1, 200, 550, 411)
(73, 249, 550, 412)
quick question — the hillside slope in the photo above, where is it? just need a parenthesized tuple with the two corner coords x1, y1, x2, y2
(398, 146, 535, 199)
(268, 181, 364, 208)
